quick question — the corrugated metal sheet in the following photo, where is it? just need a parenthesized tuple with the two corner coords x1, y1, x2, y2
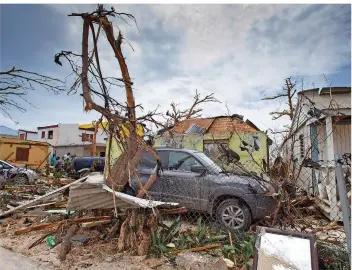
(67, 173, 178, 210)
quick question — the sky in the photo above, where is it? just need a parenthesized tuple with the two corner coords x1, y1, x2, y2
(0, 4, 351, 136)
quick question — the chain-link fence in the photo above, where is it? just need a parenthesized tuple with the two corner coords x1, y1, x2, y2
(136, 146, 351, 267)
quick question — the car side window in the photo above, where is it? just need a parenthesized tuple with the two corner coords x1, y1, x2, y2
(168, 152, 200, 172)
(139, 151, 168, 169)
(139, 151, 157, 169)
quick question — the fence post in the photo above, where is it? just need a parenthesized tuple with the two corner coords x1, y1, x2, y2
(334, 152, 351, 254)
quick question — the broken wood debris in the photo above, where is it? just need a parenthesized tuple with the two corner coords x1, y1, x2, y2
(59, 224, 79, 261)
(81, 219, 111, 228)
(14, 216, 111, 235)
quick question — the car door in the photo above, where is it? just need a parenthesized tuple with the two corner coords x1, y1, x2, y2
(161, 151, 206, 211)
(132, 150, 168, 200)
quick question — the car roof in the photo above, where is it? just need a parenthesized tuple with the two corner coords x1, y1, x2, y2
(154, 147, 201, 154)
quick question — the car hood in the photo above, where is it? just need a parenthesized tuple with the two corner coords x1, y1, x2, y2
(9, 167, 35, 174)
(211, 173, 268, 193)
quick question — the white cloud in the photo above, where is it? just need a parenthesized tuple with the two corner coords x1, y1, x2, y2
(1, 4, 350, 138)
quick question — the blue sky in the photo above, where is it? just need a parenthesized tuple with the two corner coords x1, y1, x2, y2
(0, 4, 351, 134)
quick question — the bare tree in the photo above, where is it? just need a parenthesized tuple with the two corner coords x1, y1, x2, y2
(166, 90, 219, 125)
(0, 67, 65, 120)
(262, 77, 297, 136)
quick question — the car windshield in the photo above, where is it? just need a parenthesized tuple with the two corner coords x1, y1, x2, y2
(193, 152, 222, 173)
(0, 161, 14, 169)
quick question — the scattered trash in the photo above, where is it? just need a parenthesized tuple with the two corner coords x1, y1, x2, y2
(70, 234, 90, 246)
(46, 235, 56, 248)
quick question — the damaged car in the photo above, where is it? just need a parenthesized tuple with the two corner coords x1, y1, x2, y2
(124, 147, 278, 232)
(0, 160, 39, 185)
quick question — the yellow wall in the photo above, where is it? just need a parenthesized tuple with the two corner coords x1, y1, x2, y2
(104, 124, 144, 179)
(154, 131, 268, 173)
(0, 137, 49, 168)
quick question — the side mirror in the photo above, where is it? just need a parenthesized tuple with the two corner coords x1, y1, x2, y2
(191, 164, 206, 174)
(0, 165, 3, 170)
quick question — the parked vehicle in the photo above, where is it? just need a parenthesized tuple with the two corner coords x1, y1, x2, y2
(126, 147, 277, 231)
(70, 157, 105, 179)
(0, 160, 39, 185)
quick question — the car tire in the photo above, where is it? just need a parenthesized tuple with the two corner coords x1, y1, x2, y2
(216, 198, 252, 232)
(122, 186, 136, 196)
(12, 174, 29, 185)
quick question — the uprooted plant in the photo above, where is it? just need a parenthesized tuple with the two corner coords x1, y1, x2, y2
(54, 5, 220, 256)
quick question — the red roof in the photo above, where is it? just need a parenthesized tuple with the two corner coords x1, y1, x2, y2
(171, 118, 215, 134)
(170, 115, 259, 135)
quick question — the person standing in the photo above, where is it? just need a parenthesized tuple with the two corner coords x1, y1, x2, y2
(55, 157, 63, 172)
(50, 154, 56, 166)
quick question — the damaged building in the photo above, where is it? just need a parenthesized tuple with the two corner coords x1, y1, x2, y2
(154, 115, 272, 173)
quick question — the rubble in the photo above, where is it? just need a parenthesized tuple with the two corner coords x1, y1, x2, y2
(175, 251, 228, 270)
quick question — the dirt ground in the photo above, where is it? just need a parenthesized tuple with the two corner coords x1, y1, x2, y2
(0, 216, 175, 270)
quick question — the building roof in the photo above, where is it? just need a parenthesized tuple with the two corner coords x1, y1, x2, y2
(18, 129, 38, 134)
(37, 124, 59, 130)
(79, 122, 108, 129)
(0, 136, 49, 146)
(298, 86, 351, 96)
(172, 118, 215, 134)
(163, 115, 262, 136)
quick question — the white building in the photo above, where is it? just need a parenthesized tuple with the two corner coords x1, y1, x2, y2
(19, 123, 108, 158)
(281, 86, 351, 221)
(18, 129, 38, 141)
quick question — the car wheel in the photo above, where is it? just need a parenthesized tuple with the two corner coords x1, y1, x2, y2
(216, 198, 251, 232)
(122, 186, 136, 196)
(12, 174, 29, 185)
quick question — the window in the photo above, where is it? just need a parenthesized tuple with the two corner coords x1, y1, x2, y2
(168, 151, 200, 172)
(15, 147, 29, 162)
(19, 133, 25, 140)
(41, 131, 45, 139)
(82, 133, 94, 142)
(139, 151, 168, 169)
(204, 140, 229, 160)
(299, 134, 305, 159)
(139, 151, 157, 169)
(48, 130, 53, 139)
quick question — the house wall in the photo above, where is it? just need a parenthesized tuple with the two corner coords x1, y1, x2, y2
(26, 132, 38, 141)
(0, 137, 49, 168)
(55, 145, 85, 158)
(38, 126, 60, 146)
(333, 123, 351, 155)
(154, 131, 269, 173)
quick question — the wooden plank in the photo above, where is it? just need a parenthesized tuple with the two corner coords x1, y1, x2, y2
(14, 216, 111, 235)
(81, 220, 111, 228)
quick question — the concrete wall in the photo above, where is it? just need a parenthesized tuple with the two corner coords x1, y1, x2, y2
(38, 126, 60, 146)
(55, 145, 85, 158)
(0, 137, 49, 168)
(19, 131, 39, 141)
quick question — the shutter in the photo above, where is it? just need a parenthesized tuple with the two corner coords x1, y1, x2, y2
(16, 147, 29, 162)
